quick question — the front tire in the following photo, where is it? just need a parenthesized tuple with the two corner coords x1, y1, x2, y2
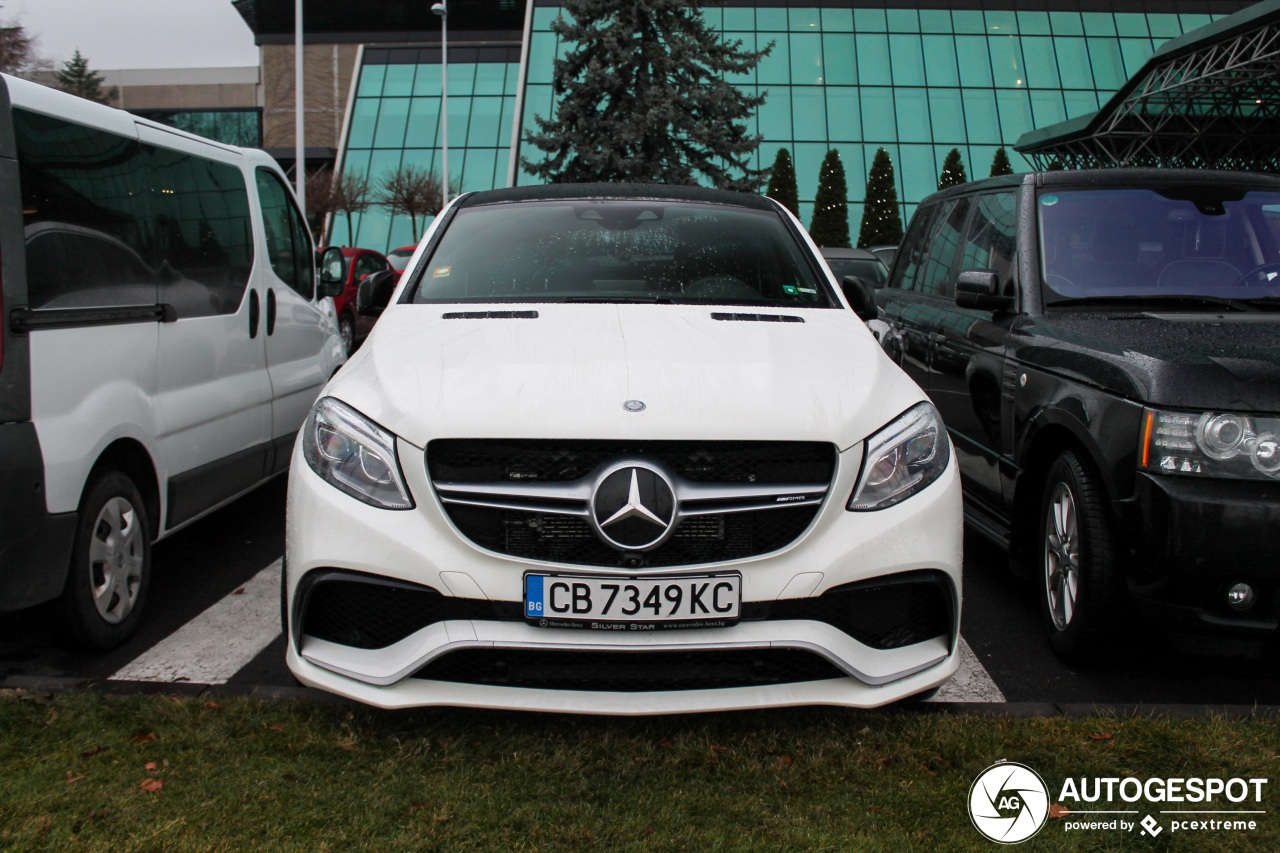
(1038, 450, 1124, 664)
(57, 471, 152, 650)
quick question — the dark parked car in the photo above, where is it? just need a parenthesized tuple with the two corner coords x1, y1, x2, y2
(875, 169, 1280, 662)
(868, 244, 898, 270)
(323, 246, 391, 353)
(819, 246, 889, 289)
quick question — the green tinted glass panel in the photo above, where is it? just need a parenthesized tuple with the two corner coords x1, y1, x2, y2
(1064, 90, 1100, 118)
(826, 88, 861, 140)
(952, 11, 984, 35)
(792, 88, 826, 141)
(758, 87, 792, 139)
(928, 90, 965, 141)
(790, 33, 823, 85)
(1055, 38, 1094, 88)
(955, 37, 993, 87)
(1021, 38, 1061, 89)
(922, 36, 959, 86)
(886, 10, 919, 32)
(473, 63, 507, 96)
(919, 11, 951, 34)
(448, 64, 477, 96)
(413, 63, 442, 96)
(793, 143, 827, 194)
(821, 8, 852, 32)
(988, 36, 1024, 87)
(823, 34, 856, 85)
(756, 8, 787, 30)
(1017, 11, 1051, 35)
(723, 8, 754, 31)
(986, 11, 1017, 34)
(1120, 38, 1157, 77)
(1082, 13, 1118, 37)
(527, 33, 557, 84)
(373, 98, 409, 148)
(856, 34, 891, 87)
(861, 89, 896, 141)
(466, 97, 503, 147)
(889, 36, 925, 86)
(895, 89, 930, 143)
(1030, 90, 1067, 127)
(854, 9, 887, 32)
(532, 7, 558, 30)
(1180, 15, 1212, 33)
(995, 90, 1033, 142)
(1148, 14, 1182, 38)
(757, 33, 790, 84)
(1087, 38, 1127, 90)
(406, 97, 441, 147)
(898, 145, 935, 203)
(1050, 12, 1084, 36)
(461, 148, 498, 192)
(962, 91, 1000, 144)
(357, 65, 385, 97)
(1115, 14, 1149, 37)
(383, 65, 415, 98)
(789, 8, 819, 30)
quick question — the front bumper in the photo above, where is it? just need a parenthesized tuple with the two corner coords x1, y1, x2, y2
(1122, 472, 1280, 636)
(284, 435, 964, 712)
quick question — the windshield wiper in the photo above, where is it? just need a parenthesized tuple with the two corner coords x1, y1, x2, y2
(1045, 294, 1259, 312)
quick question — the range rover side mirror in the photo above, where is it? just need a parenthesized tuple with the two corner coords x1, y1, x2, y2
(955, 269, 1014, 311)
(357, 269, 397, 317)
(318, 247, 346, 299)
(840, 275, 879, 321)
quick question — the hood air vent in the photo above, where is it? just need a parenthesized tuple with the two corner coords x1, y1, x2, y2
(442, 310, 539, 320)
(711, 312, 804, 324)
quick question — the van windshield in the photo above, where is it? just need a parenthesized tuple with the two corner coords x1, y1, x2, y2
(1038, 188, 1280, 304)
(411, 200, 834, 307)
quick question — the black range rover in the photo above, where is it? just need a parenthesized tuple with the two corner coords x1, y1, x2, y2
(874, 169, 1280, 662)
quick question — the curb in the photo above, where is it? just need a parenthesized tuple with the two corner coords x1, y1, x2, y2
(4, 675, 1279, 718)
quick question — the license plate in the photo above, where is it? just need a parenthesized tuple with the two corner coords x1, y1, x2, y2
(524, 573, 741, 629)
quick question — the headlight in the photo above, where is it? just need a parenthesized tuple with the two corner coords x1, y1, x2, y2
(302, 397, 414, 509)
(1141, 408, 1280, 480)
(848, 402, 951, 511)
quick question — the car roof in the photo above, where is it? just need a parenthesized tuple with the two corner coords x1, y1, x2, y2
(921, 168, 1280, 206)
(456, 182, 776, 212)
(819, 247, 881, 261)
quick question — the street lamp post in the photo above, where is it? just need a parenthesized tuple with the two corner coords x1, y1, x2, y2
(431, 1, 448, 211)
(295, 0, 306, 215)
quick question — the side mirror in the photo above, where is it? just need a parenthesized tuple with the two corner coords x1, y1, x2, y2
(357, 269, 397, 317)
(318, 247, 346, 298)
(840, 275, 879, 321)
(955, 269, 1014, 311)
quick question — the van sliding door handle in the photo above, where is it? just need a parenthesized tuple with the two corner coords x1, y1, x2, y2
(249, 291, 260, 339)
(267, 289, 277, 336)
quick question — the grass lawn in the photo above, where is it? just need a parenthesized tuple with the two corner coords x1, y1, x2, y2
(1, 689, 1276, 851)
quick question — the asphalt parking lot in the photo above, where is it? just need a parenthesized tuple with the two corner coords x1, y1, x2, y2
(2, 475, 1277, 710)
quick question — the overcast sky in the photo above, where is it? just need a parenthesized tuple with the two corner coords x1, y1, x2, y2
(9, 0, 259, 70)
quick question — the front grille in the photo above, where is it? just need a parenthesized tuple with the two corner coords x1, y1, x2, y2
(296, 570, 953, 652)
(413, 648, 847, 691)
(445, 504, 818, 568)
(427, 439, 835, 485)
(428, 439, 836, 567)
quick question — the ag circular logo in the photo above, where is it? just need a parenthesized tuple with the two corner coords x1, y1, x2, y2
(590, 462, 676, 551)
(968, 762, 1050, 844)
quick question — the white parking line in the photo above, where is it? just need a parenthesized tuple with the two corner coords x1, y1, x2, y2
(928, 638, 1006, 703)
(110, 560, 282, 684)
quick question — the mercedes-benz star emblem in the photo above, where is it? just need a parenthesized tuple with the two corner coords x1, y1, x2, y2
(623, 400, 646, 412)
(591, 463, 676, 551)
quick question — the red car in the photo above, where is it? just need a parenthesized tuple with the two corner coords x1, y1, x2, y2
(387, 244, 416, 283)
(324, 246, 391, 354)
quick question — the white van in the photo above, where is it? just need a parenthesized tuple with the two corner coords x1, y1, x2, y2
(0, 74, 346, 648)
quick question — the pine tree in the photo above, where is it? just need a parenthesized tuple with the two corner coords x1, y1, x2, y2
(810, 150, 850, 247)
(522, 0, 771, 190)
(937, 148, 967, 190)
(989, 147, 1014, 177)
(56, 50, 118, 105)
(858, 148, 904, 248)
(765, 148, 799, 217)
(0, 19, 34, 74)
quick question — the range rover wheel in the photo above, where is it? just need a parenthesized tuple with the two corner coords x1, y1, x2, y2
(57, 471, 152, 650)
(339, 313, 355, 355)
(1038, 450, 1122, 664)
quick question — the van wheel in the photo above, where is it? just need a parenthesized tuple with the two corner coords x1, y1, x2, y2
(1038, 450, 1123, 664)
(339, 313, 355, 354)
(58, 471, 152, 650)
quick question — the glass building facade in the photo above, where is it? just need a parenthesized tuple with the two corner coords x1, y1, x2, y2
(333, 45, 520, 250)
(333, 2, 1243, 252)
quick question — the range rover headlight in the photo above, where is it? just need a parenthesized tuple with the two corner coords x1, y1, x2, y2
(848, 402, 951, 511)
(1141, 408, 1280, 480)
(302, 397, 414, 509)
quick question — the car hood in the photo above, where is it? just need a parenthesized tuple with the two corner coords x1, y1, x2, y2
(327, 303, 923, 450)
(1020, 310, 1280, 411)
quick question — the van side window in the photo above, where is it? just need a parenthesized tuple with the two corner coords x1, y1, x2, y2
(913, 198, 971, 297)
(15, 109, 155, 309)
(255, 169, 314, 300)
(959, 192, 1018, 294)
(145, 145, 253, 316)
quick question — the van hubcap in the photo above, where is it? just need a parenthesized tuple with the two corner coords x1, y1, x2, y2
(88, 497, 144, 624)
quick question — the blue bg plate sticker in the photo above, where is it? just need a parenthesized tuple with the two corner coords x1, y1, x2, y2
(525, 574, 545, 617)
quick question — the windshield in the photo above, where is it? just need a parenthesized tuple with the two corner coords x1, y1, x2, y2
(824, 257, 888, 288)
(1038, 188, 1280, 304)
(411, 200, 834, 307)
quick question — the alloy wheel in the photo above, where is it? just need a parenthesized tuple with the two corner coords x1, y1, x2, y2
(1043, 482, 1080, 632)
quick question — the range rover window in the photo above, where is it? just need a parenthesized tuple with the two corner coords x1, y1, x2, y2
(887, 202, 940, 292)
(904, 198, 970, 297)
(411, 201, 835, 307)
(1038, 187, 1280, 304)
(958, 191, 1017, 295)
